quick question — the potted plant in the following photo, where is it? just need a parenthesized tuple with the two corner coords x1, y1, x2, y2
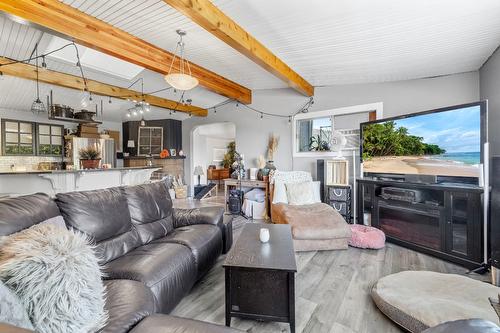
(79, 146, 101, 169)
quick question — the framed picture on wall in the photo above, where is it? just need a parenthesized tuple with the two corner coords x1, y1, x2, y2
(213, 148, 227, 162)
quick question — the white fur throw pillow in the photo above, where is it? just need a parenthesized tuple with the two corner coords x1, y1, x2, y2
(0, 223, 107, 333)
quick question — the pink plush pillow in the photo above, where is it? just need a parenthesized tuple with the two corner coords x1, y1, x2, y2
(348, 224, 385, 249)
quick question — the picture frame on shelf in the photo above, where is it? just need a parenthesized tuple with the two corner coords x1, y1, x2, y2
(170, 149, 177, 156)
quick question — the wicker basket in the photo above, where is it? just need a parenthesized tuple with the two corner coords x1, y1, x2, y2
(174, 185, 187, 199)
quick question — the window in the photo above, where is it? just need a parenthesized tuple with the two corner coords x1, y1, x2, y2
(1, 120, 35, 155)
(37, 123, 64, 156)
(297, 117, 333, 152)
(138, 127, 163, 156)
(293, 103, 383, 157)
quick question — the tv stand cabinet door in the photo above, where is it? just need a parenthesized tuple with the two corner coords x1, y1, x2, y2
(444, 191, 482, 262)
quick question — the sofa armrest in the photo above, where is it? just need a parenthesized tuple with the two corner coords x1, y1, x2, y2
(173, 207, 224, 228)
(173, 207, 233, 253)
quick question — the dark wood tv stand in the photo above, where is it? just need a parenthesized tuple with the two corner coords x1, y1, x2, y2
(357, 176, 485, 269)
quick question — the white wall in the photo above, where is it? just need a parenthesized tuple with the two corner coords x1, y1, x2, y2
(191, 122, 235, 186)
(480, 47, 500, 156)
(183, 71, 480, 188)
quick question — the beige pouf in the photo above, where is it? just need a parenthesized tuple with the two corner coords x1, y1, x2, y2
(371, 271, 500, 333)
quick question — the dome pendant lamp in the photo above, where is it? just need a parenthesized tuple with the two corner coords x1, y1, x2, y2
(164, 30, 199, 91)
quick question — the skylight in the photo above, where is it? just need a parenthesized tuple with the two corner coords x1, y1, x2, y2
(45, 36, 144, 81)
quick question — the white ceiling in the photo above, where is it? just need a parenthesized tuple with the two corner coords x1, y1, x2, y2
(0, 0, 500, 122)
(62, 0, 500, 86)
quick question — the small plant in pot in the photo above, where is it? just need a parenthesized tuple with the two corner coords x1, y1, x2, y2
(79, 146, 101, 169)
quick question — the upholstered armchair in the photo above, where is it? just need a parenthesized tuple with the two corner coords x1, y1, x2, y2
(270, 171, 351, 251)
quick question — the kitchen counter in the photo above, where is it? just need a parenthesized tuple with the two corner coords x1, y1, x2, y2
(0, 166, 159, 175)
(0, 166, 161, 196)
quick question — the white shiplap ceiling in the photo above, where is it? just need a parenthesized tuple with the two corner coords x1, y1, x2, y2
(0, 0, 499, 122)
(61, 0, 500, 87)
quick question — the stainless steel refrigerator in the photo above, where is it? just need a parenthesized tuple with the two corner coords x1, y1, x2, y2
(69, 137, 116, 170)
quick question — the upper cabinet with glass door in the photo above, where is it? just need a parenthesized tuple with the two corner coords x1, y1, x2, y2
(138, 126, 163, 156)
(1, 120, 35, 155)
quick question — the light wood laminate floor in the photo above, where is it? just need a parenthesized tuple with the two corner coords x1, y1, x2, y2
(170, 211, 484, 333)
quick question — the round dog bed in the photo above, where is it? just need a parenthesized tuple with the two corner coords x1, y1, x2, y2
(348, 224, 385, 249)
(372, 271, 500, 333)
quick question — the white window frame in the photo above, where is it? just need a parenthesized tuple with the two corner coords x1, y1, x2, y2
(292, 102, 383, 157)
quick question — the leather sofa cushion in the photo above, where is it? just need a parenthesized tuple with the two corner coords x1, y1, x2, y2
(99, 280, 155, 333)
(129, 314, 243, 333)
(123, 182, 174, 245)
(0, 193, 60, 236)
(154, 224, 222, 278)
(56, 187, 141, 263)
(173, 207, 224, 229)
(104, 242, 197, 313)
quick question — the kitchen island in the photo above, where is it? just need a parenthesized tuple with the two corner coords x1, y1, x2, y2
(0, 166, 160, 197)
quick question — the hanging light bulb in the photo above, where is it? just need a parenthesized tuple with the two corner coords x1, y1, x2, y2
(126, 112, 131, 118)
(260, 112, 263, 120)
(164, 30, 199, 91)
(81, 89, 91, 108)
(0, 71, 3, 81)
(108, 96, 112, 104)
(132, 110, 138, 116)
(139, 109, 144, 114)
(41, 56, 47, 70)
(214, 107, 217, 114)
(140, 117, 146, 127)
(169, 110, 172, 116)
(31, 44, 46, 114)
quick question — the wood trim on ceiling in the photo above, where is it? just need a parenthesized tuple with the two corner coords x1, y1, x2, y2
(0, 0, 251, 104)
(164, 0, 314, 97)
(0, 57, 208, 116)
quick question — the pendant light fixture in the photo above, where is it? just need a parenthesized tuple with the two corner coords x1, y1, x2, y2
(31, 43, 46, 114)
(164, 30, 199, 91)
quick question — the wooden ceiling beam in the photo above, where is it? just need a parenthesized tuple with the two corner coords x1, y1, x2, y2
(0, 0, 251, 104)
(0, 57, 208, 116)
(164, 0, 314, 97)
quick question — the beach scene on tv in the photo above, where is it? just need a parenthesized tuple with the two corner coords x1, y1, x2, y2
(362, 105, 481, 177)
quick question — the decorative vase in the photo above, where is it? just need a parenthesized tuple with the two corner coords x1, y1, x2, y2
(259, 160, 276, 180)
(80, 159, 101, 169)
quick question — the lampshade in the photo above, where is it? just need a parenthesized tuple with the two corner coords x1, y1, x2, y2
(164, 30, 199, 91)
(127, 140, 135, 148)
(164, 73, 199, 91)
(193, 165, 204, 176)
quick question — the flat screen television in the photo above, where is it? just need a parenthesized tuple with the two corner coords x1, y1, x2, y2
(360, 101, 488, 179)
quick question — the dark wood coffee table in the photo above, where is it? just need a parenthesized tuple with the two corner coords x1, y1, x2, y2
(223, 223, 297, 332)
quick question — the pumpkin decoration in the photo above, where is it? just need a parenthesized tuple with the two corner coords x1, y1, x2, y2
(160, 149, 169, 158)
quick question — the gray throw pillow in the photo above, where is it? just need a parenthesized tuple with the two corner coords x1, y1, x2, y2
(0, 281, 34, 330)
(0, 223, 108, 333)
